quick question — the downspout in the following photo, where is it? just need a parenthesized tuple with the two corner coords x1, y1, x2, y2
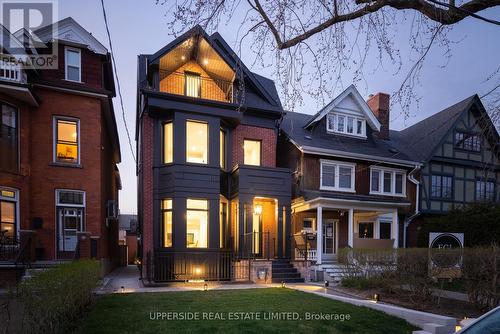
(404, 165, 421, 248)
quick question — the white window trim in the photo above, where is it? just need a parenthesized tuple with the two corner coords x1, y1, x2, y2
(0, 186, 20, 239)
(64, 46, 82, 83)
(55, 189, 86, 207)
(53, 116, 81, 165)
(369, 166, 406, 197)
(326, 112, 366, 138)
(320, 159, 356, 193)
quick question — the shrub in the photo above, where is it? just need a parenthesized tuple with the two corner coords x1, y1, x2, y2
(417, 203, 500, 247)
(341, 276, 386, 290)
(15, 260, 101, 334)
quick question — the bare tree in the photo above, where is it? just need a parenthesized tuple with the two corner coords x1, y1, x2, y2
(156, 0, 500, 124)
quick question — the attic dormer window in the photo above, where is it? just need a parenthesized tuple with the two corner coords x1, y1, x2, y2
(65, 47, 81, 82)
(326, 112, 366, 138)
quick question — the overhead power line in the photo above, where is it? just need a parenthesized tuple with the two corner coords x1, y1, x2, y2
(100, 0, 137, 163)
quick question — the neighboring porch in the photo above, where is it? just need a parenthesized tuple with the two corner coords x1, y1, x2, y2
(291, 197, 405, 264)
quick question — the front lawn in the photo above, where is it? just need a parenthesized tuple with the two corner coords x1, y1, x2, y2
(78, 288, 418, 334)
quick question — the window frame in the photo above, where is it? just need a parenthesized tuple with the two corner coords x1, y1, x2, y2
(326, 112, 366, 138)
(0, 187, 19, 240)
(185, 120, 209, 165)
(369, 167, 406, 197)
(358, 221, 374, 239)
(186, 198, 209, 248)
(1, 102, 19, 173)
(64, 46, 82, 83)
(243, 138, 262, 166)
(475, 178, 496, 202)
(454, 130, 481, 152)
(378, 220, 392, 240)
(55, 189, 86, 207)
(162, 121, 173, 164)
(320, 159, 356, 192)
(184, 71, 201, 98)
(53, 116, 80, 165)
(430, 174, 454, 200)
(220, 129, 226, 170)
(161, 199, 173, 248)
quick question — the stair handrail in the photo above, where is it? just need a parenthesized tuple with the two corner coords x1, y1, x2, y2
(14, 234, 32, 266)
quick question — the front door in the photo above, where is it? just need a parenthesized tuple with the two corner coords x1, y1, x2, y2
(58, 208, 83, 253)
(322, 219, 337, 260)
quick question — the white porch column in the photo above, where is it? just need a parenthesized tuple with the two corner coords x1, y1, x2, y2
(316, 206, 323, 265)
(392, 210, 399, 248)
(348, 208, 354, 248)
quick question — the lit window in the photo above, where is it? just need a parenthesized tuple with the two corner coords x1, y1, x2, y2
(320, 160, 355, 192)
(476, 179, 495, 201)
(358, 222, 373, 239)
(186, 121, 208, 164)
(54, 118, 79, 164)
(163, 122, 173, 163)
(161, 199, 172, 247)
(65, 47, 81, 82)
(0, 188, 17, 239)
(185, 72, 201, 98)
(243, 139, 261, 166)
(431, 175, 453, 199)
(379, 221, 391, 239)
(220, 130, 226, 169)
(370, 168, 406, 196)
(186, 199, 208, 248)
(1, 104, 18, 173)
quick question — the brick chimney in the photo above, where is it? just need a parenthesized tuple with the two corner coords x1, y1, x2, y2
(367, 92, 390, 140)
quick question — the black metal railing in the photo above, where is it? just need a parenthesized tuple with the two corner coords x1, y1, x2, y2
(0, 234, 19, 261)
(159, 70, 235, 103)
(148, 249, 233, 282)
(240, 231, 275, 260)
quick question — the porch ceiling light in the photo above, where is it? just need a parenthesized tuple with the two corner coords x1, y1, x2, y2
(195, 267, 202, 275)
(254, 204, 263, 216)
(203, 59, 208, 65)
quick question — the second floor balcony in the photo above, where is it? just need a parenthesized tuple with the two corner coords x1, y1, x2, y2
(159, 70, 234, 103)
(0, 61, 26, 83)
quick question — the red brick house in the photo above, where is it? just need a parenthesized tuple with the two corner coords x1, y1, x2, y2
(0, 17, 120, 274)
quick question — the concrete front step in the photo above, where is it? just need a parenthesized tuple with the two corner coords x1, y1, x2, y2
(272, 272, 301, 279)
(422, 323, 455, 334)
(272, 277, 305, 283)
(272, 267, 300, 274)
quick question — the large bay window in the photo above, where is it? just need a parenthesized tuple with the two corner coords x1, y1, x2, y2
(161, 199, 172, 247)
(370, 167, 405, 196)
(186, 121, 208, 164)
(186, 199, 208, 248)
(326, 112, 366, 137)
(163, 122, 173, 163)
(0, 188, 17, 239)
(320, 160, 355, 192)
(243, 139, 261, 166)
(54, 117, 79, 164)
(1, 104, 18, 172)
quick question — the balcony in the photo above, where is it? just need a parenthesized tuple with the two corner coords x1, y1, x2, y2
(0, 61, 26, 83)
(159, 70, 234, 103)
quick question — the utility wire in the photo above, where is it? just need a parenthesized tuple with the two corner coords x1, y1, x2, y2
(100, 0, 137, 163)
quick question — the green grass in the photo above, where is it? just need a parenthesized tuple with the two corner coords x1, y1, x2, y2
(78, 288, 418, 334)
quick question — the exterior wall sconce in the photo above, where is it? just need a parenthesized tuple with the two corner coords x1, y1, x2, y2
(254, 204, 263, 216)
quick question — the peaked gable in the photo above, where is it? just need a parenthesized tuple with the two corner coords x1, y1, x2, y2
(304, 85, 381, 131)
(34, 17, 108, 55)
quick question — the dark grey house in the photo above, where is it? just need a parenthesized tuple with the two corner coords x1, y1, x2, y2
(392, 95, 500, 246)
(136, 26, 293, 282)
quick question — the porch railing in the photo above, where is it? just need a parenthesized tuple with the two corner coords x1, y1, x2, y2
(159, 70, 235, 103)
(294, 248, 317, 261)
(0, 234, 19, 261)
(239, 231, 274, 260)
(0, 61, 25, 82)
(147, 249, 233, 282)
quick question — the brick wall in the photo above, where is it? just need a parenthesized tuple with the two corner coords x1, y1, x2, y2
(28, 88, 104, 260)
(231, 125, 276, 168)
(141, 115, 154, 258)
(367, 93, 390, 140)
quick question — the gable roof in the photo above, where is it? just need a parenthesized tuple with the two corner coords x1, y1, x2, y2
(147, 25, 282, 111)
(304, 85, 381, 131)
(34, 17, 108, 55)
(392, 95, 491, 162)
(281, 111, 418, 166)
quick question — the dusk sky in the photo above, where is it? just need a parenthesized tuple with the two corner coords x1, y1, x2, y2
(58, 0, 500, 214)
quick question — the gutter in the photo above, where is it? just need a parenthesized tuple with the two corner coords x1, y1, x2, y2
(404, 165, 421, 248)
